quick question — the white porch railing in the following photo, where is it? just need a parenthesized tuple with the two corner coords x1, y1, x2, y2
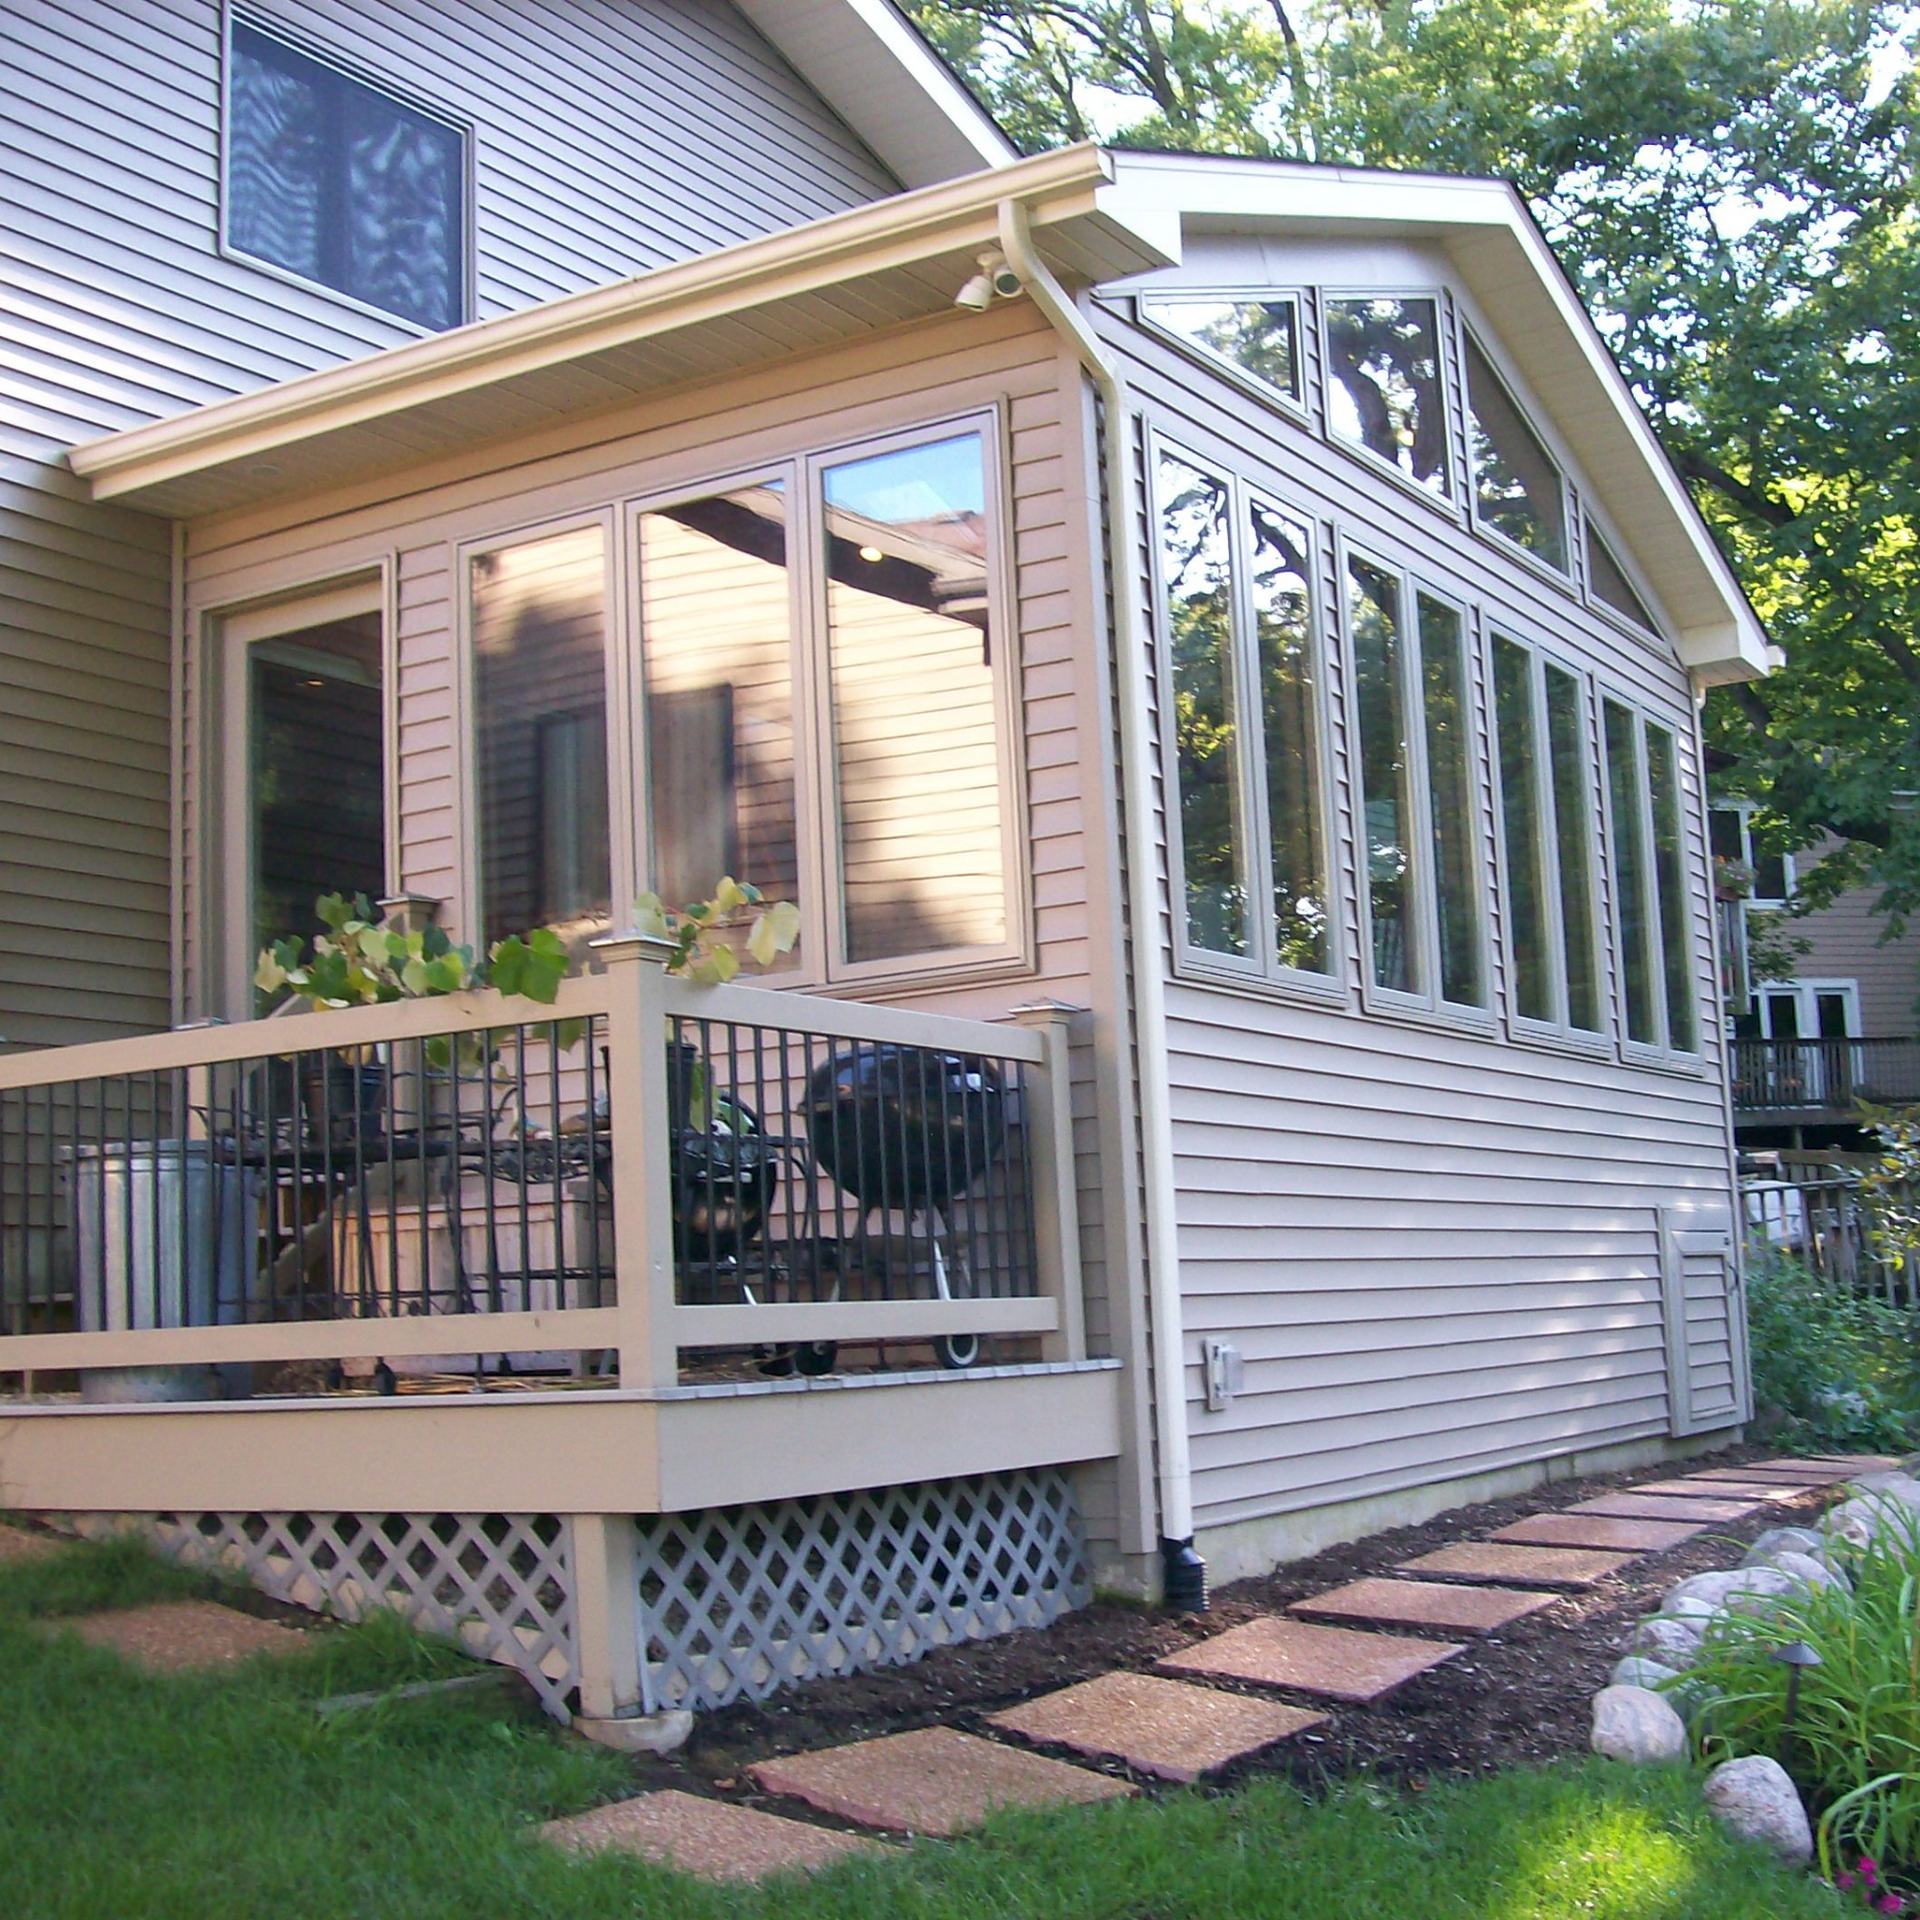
(0, 940, 1084, 1396)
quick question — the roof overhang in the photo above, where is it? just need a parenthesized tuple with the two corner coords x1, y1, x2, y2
(736, 0, 1016, 186)
(71, 145, 1173, 522)
(1102, 152, 1770, 685)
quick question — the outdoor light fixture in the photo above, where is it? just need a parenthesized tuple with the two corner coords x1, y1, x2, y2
(1771, 1639, 1823, 1773)
(953, 250, 1023, 311)
(858, 545, 883, 563)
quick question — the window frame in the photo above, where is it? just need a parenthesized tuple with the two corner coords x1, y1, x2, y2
(1599, 696, 1705, 1067)
(1335, 533, 1494, 1028)
(1710, 799, 1796, 908)
(220, 5, 475, 334)
(1485, 630, 1612, 1052)
(1136, 290, 1311, 423)
(1148, 431, 1345, 1001)
(1317, 286, 1462, 520)
(1459, 322, 1573, 580)
(1582, 512, 1671, 647)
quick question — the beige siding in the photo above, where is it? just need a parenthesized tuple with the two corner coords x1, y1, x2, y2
(178, 303, 1146, 1546)
(1765, 842, 1919, 1036)
(1103, 240, 1740, 1537)
(3, 0, 895, 1048)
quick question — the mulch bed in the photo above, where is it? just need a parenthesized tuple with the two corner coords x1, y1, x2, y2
(636, 1443, 1833, 1800)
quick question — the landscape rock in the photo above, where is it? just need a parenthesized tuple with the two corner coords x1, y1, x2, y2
(1742, 1527, 1824, 1567)
(1822, 1494, 1920, 1553)
(1629, 1615, 1706, 1668)
(1769, 1549, 1846, 1596)
(1720, 1567, 1799, 1616)
(1844, 1472, 1920, 1508)
(1591, 1686, 1689, 1764)
(1663, 1570, 1755, 1614)
(1664, 1596, 1719, 1623)
(1703, 1755, 1813, 1866)
(1610, 1656, 1680, 1692)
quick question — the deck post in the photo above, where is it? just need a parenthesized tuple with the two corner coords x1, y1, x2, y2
(1009, 1000, 1086, 1362)
(568, 1511, 643, 1719)
(591, 934, 679, 1391)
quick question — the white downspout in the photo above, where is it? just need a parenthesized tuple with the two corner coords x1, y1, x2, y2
(998, 198, 1197, 1564)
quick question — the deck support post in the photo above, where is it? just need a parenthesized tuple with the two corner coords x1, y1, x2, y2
(1009, 1000, 1086, 1363)
(591, 933, 680, 1392)
(569, 1511, 643, 1719)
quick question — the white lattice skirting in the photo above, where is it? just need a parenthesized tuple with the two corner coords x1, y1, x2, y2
(54, 1468, 1090, 1722)
(59, 1509, 580, 1720)
(634, 1469, 1091, 1713)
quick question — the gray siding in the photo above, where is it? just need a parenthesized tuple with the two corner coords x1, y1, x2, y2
(1102, 236, 1742, 1537)
(1, 0, 896, 1047)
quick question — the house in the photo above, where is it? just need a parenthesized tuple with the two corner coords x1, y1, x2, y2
(1713, 806, 1920, 1151)
(0, 1, 1768, 1733)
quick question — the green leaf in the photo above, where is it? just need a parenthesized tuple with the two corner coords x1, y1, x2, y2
(747, 899, 801, 967)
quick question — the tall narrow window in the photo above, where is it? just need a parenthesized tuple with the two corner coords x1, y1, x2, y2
(638, 482, 799, 968)
(1604, 700, 1659, 1046)
(1144, 296, 1300, 405)
(1324, 296, 1449, 498)
(227, 17, 465, 329)
(1159, 456, 1248, 957)
(823, 431, 1005, 966)
(1418, 594, 1484, 1007)
(1544, 664, 1602, 1032)
(1647, 722, 1698, 1053)
(249, 612, 385, 960)
(472, 525, 611, 946)
(1463, 332, 1566, 568)
(1491, 635, 1552, 1023)
(1349, 556, 1418, 994)
(1250, 501, 1329, 972)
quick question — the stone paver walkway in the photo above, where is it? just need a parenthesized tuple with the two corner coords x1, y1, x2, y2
(1490, 1513, 1705, 1552)
(53, 1599, 307, 1674)
(541, 1789, 883, 1881)
(1397, 1541, 1637, 1588)
(988, 1671, 1323, 1783)
(1289, 1576, 1557, 1637)
(1160, 1616, 1464, 1702)
(1632, 1477, 1806, 1504)
(1569, 1491, 1761, 1522)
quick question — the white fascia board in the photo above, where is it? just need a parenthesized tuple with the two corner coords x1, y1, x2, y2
(1101, 152, 1771, 683)
(735, 0, 1015, 186)
(71, 144, 1151, 506)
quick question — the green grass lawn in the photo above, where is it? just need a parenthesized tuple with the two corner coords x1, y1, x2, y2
(0, 1536, 1851, 1920)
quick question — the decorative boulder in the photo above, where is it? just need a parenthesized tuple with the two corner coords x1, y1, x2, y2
(1720, 1567, 1800, 1616)
(1742, 1527, 1824, 1568)
(1845, 1472, 1920, 1508)
(1703, 1755, 1813, 1866)
(1591, 1685, 1689, 1764)
(1823, 1495, 1918, 1553)
(1630, 1614, 1706, 1668)
(1663, 1570, 1750, 1614)
(1769, 1549, 1846, 1596)
(1610, 1655, 1680, 1692)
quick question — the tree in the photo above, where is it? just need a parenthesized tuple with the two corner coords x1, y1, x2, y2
(912, 0, 1920, 968)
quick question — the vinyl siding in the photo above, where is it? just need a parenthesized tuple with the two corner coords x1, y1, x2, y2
(1762, 839, 1919, 1036)
(1, 0, 896, 1048)
(1102, 237, 1742, 1538)
(178, 302, 1143, 1544)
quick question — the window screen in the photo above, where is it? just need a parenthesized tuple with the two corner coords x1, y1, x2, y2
(1587, 525, 1659, 633)
(228, 17, 465, 330)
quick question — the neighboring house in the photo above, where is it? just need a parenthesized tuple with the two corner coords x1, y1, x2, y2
(0, 2, 1770, 1727)
(1714, 804, 1920, 1148)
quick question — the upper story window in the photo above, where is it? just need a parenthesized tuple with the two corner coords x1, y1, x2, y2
(1142, 296, 1301, 407)
(1586, 523, 1659, 634)
(226, 16, 467, 330)
(1710, 801, 1793, 905)
(1464, 333, 1567, 569)
(1154, 448, 1334, 982)
(1323, 296, 1449, 500)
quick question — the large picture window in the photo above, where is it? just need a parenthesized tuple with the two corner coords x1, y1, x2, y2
(227, 15, 466, 330)
(1324, 296, 1449, 499)
(1346, 551, 1486, 1010)
(1154, 449, 1332, 983)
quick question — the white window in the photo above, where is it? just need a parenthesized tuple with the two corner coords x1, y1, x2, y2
(1603, 700, 1700, 1057)
(1709, 801, 1794, 906)
(1464, 332, 1568, 570)
(225, 14, 468, 330)
(1152, 447, 1335, 985)
(1323, 295, 1451, 500)
(1141, 295, 1303, 409)
(1489, 635, 1605, 1037)
(1343, 548, 1488, 1012)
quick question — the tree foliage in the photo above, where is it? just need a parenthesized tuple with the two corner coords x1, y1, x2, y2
(912, 0, 1920, 967)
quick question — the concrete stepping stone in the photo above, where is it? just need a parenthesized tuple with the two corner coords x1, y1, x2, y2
(1689, 1463, 1838, 1485)
(0, 1523, 67, 1565)
(1397, 1542, 1636, 1589)
(54, 1599, 306, 1674)
(1802, 1453, 1900, 1471)
(1632, 1479, 1806, 1505)
(1491, 1513, 1705, 1552)
(749, 1726, 1133, 1836)
(1158, 1617, 1463, 1703)
(988, 1671, 1323, 1783)
(1288, 1577, 1557, 1638)
(1569, 1491, 1761, 1523)
(541, 1788, 882, 1882)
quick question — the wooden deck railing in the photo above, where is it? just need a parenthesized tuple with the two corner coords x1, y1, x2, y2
(0, 939, 1083, 1398)
(1742, 1171, 1918, 1308)
(1731, 1036, 1920, 1116)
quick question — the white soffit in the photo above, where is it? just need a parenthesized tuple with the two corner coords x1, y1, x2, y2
(736, 0, 1015, 186)
(1105, 152, 1770, 684)
(71, 145, 1170, 520)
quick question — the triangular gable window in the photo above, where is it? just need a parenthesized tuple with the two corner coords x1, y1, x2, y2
(1463, 331, 1566, 568)
(1586, 522, 1660, 633)
(1142, 296, 1301, 406)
